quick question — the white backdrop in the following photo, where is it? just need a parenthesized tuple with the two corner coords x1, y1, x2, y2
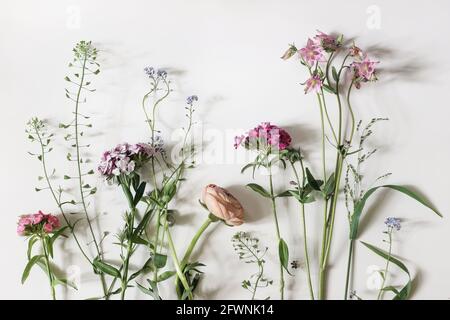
(1, 0, 449, 300)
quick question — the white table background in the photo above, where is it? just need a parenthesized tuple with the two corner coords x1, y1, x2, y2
(1, 0, 449, 299)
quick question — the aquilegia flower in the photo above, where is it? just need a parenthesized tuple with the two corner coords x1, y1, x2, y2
(17, 211, 60, 236)
(304, 74, 323, 94)
(280, 44, 298, 60)
(202, 184, 244, 226)
(313, 30, 340, 52)
(234, 122, 292, 152)
(384, 217, 401, 231)
(299, 39, 325, 66)
(351, 54, 379, 85)
(98, 142, 156, 180)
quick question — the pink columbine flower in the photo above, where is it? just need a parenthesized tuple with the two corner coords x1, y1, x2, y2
(349, 44, 363, 58)
(304, 74, 323, 94)
(234, 135, 245, 149)
(299, 39, 325, 66)
(234, 122, 291, 152)
(17, 211, 60, 236)
(314, 30, 339, 51)
(352, 54, 379, 81)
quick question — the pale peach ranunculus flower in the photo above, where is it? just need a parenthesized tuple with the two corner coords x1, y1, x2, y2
(201, 184, 244, 226)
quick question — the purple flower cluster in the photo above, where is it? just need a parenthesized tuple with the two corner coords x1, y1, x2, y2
(234, 122, 292, 151)
(186, 95, 198, 106)
(98, 143, 156, 179)
(384, 217, 401, 231)
(144, 66, 168, 80)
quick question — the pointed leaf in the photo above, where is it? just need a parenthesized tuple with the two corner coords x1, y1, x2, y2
(21, 255, 44, 284)
(246, 183, 271, 198)
(305, 168, 321, 191)
(350, 185, 442, 239)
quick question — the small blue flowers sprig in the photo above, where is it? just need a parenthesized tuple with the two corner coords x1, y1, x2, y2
(359, 217, 412, 300)
(343, 118, 441, 300)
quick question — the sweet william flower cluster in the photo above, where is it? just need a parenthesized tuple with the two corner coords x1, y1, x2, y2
(234, 122, 292, 151)
(17, 211, 60, 235)
(98, 142, 157, 179)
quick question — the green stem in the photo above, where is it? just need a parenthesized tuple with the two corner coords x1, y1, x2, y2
(290, 161, 314, 300)
(35, 128, 92, 265)
(41, 237, 56, 300)
(344, 239, 354, 300)
(165, 219, 193, 300)
(346, 80, 356, 143)
(377, 230, 393, 300)
(268, 166, 284, 300)
(73, 53, 108, 296)
(180, 218, 212, 267)
(318, 56, 349, 299)
(119, 182, 136, 300)
(176, 217, 212, 298)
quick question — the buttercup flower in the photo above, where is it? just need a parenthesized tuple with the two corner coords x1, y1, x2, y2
(384, 217, 401, 230)
(17, 211, 60, 236)
(234, 122, 292, 151)
(98, 142, 156, 180)
(202, 184, 244, 226)
(299, 39, 325, 66)
(304, 74, 323, 94)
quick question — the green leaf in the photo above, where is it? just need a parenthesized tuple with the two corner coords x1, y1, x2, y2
(131, 234, 150, 246)
(246, 183, 271, 198)
(305, 168, 321, 191)
(323, 173, 335, 198)
(45, 236, 53, 258)
(133, 182, 146, 206)
(52, 277, 78, 290)
(154, 253, 167, 269)
(93, 260, 121, 278)
(136, 282, 154, 296)
(332, 66, 339, 82)
(241, 163, 255, 174)
(157, 271, 176, 282)
(49, 226, 68, 250)
(129, 257, 153, 281)
(27, 236, 38, 260)
(361, 241, 411, 300)
(350, 185, 442, 239)
(21, 255, 44, 284)
(322, 84, 336, 94)
(132, 208, 155, 239)
(276, 190, 294, 198)
(278, 239, 291, 275)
